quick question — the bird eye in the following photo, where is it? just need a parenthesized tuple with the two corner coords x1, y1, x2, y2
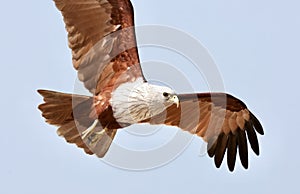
(163, 92, 169, 97)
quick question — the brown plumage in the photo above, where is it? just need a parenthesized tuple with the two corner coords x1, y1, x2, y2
(38, 0, 264, 172)
(146, 93, 264, 171)
(38, 89, 121, 157)
(54, 0, 144, 95)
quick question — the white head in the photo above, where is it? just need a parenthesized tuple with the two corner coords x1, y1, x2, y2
(110, 78, 179, 124)
(146, 84, 179, 109)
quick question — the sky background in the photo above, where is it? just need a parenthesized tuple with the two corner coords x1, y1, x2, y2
(1, 0, 300, 193)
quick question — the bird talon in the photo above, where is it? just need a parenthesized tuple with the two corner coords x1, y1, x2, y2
(81, 120, 101, 147)
(81, 120, 108, 147)
(86, 130, 105, 147)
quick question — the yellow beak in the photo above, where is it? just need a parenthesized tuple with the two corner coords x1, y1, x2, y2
(171, 95, 180, 108)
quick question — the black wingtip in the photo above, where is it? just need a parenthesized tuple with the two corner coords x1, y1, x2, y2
(237, 129, 249, 169)
(227, 134, 237, 172)
(245, 121, 260, 156)
(214, 133, 228, 168)
(206, 110, 264, 172)
(250, 112, 264, 135)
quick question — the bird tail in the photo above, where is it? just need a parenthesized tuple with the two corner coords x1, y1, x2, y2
(37, 89, 117, 157)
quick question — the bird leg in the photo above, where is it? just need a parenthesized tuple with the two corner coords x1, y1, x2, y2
(81, 120, 106, 147)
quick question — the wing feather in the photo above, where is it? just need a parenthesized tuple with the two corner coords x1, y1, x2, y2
(214, 133, 228, 168)
(207, 139, 217, 158)
(148, 93, 264, 171)
(237, 129, 249, 169)
(227, 134, 237, 171)
(250, 112, 264, 135)
(53, 0, 145, 95)
(245, 121, 260, 155)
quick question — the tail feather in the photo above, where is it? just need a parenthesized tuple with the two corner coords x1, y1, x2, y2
(38, 90, 75, 125)
(37, 89, 117, 157)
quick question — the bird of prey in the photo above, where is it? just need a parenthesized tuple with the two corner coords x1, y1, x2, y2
(38, 0, 264, 172)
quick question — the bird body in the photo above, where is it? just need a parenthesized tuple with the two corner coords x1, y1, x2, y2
(38, 0, 264, 171)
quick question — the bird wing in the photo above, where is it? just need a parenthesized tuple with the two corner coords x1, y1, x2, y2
(54, 0, 144, 95)
(148, 93, 264, 171)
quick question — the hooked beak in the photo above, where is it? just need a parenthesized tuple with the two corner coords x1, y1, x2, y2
(170, 94, 180, 108)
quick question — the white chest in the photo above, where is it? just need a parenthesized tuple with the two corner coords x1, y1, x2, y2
(109, 78, 167, 124)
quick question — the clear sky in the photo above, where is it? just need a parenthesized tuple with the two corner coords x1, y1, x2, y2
(1, 0, 299, 193)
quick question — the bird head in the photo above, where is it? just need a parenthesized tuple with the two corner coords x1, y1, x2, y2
(150, 85, 179, 109)
(162, 91, 179, 108)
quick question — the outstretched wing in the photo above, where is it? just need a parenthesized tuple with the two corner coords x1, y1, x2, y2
(54, 0, 145, 95)
(149, 93, 264, 171)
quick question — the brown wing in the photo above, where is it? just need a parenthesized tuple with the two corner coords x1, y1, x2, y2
(149, 93, 264, 171)
(54, 0, 144, 95)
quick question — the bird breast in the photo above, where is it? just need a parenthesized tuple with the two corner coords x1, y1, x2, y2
(110, 78, 166, 125)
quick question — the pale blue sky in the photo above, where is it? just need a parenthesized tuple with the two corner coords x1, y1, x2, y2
(1, 0, 300, 193)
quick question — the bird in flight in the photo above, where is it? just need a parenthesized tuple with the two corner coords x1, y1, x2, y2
(38, 0, 264, 172)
